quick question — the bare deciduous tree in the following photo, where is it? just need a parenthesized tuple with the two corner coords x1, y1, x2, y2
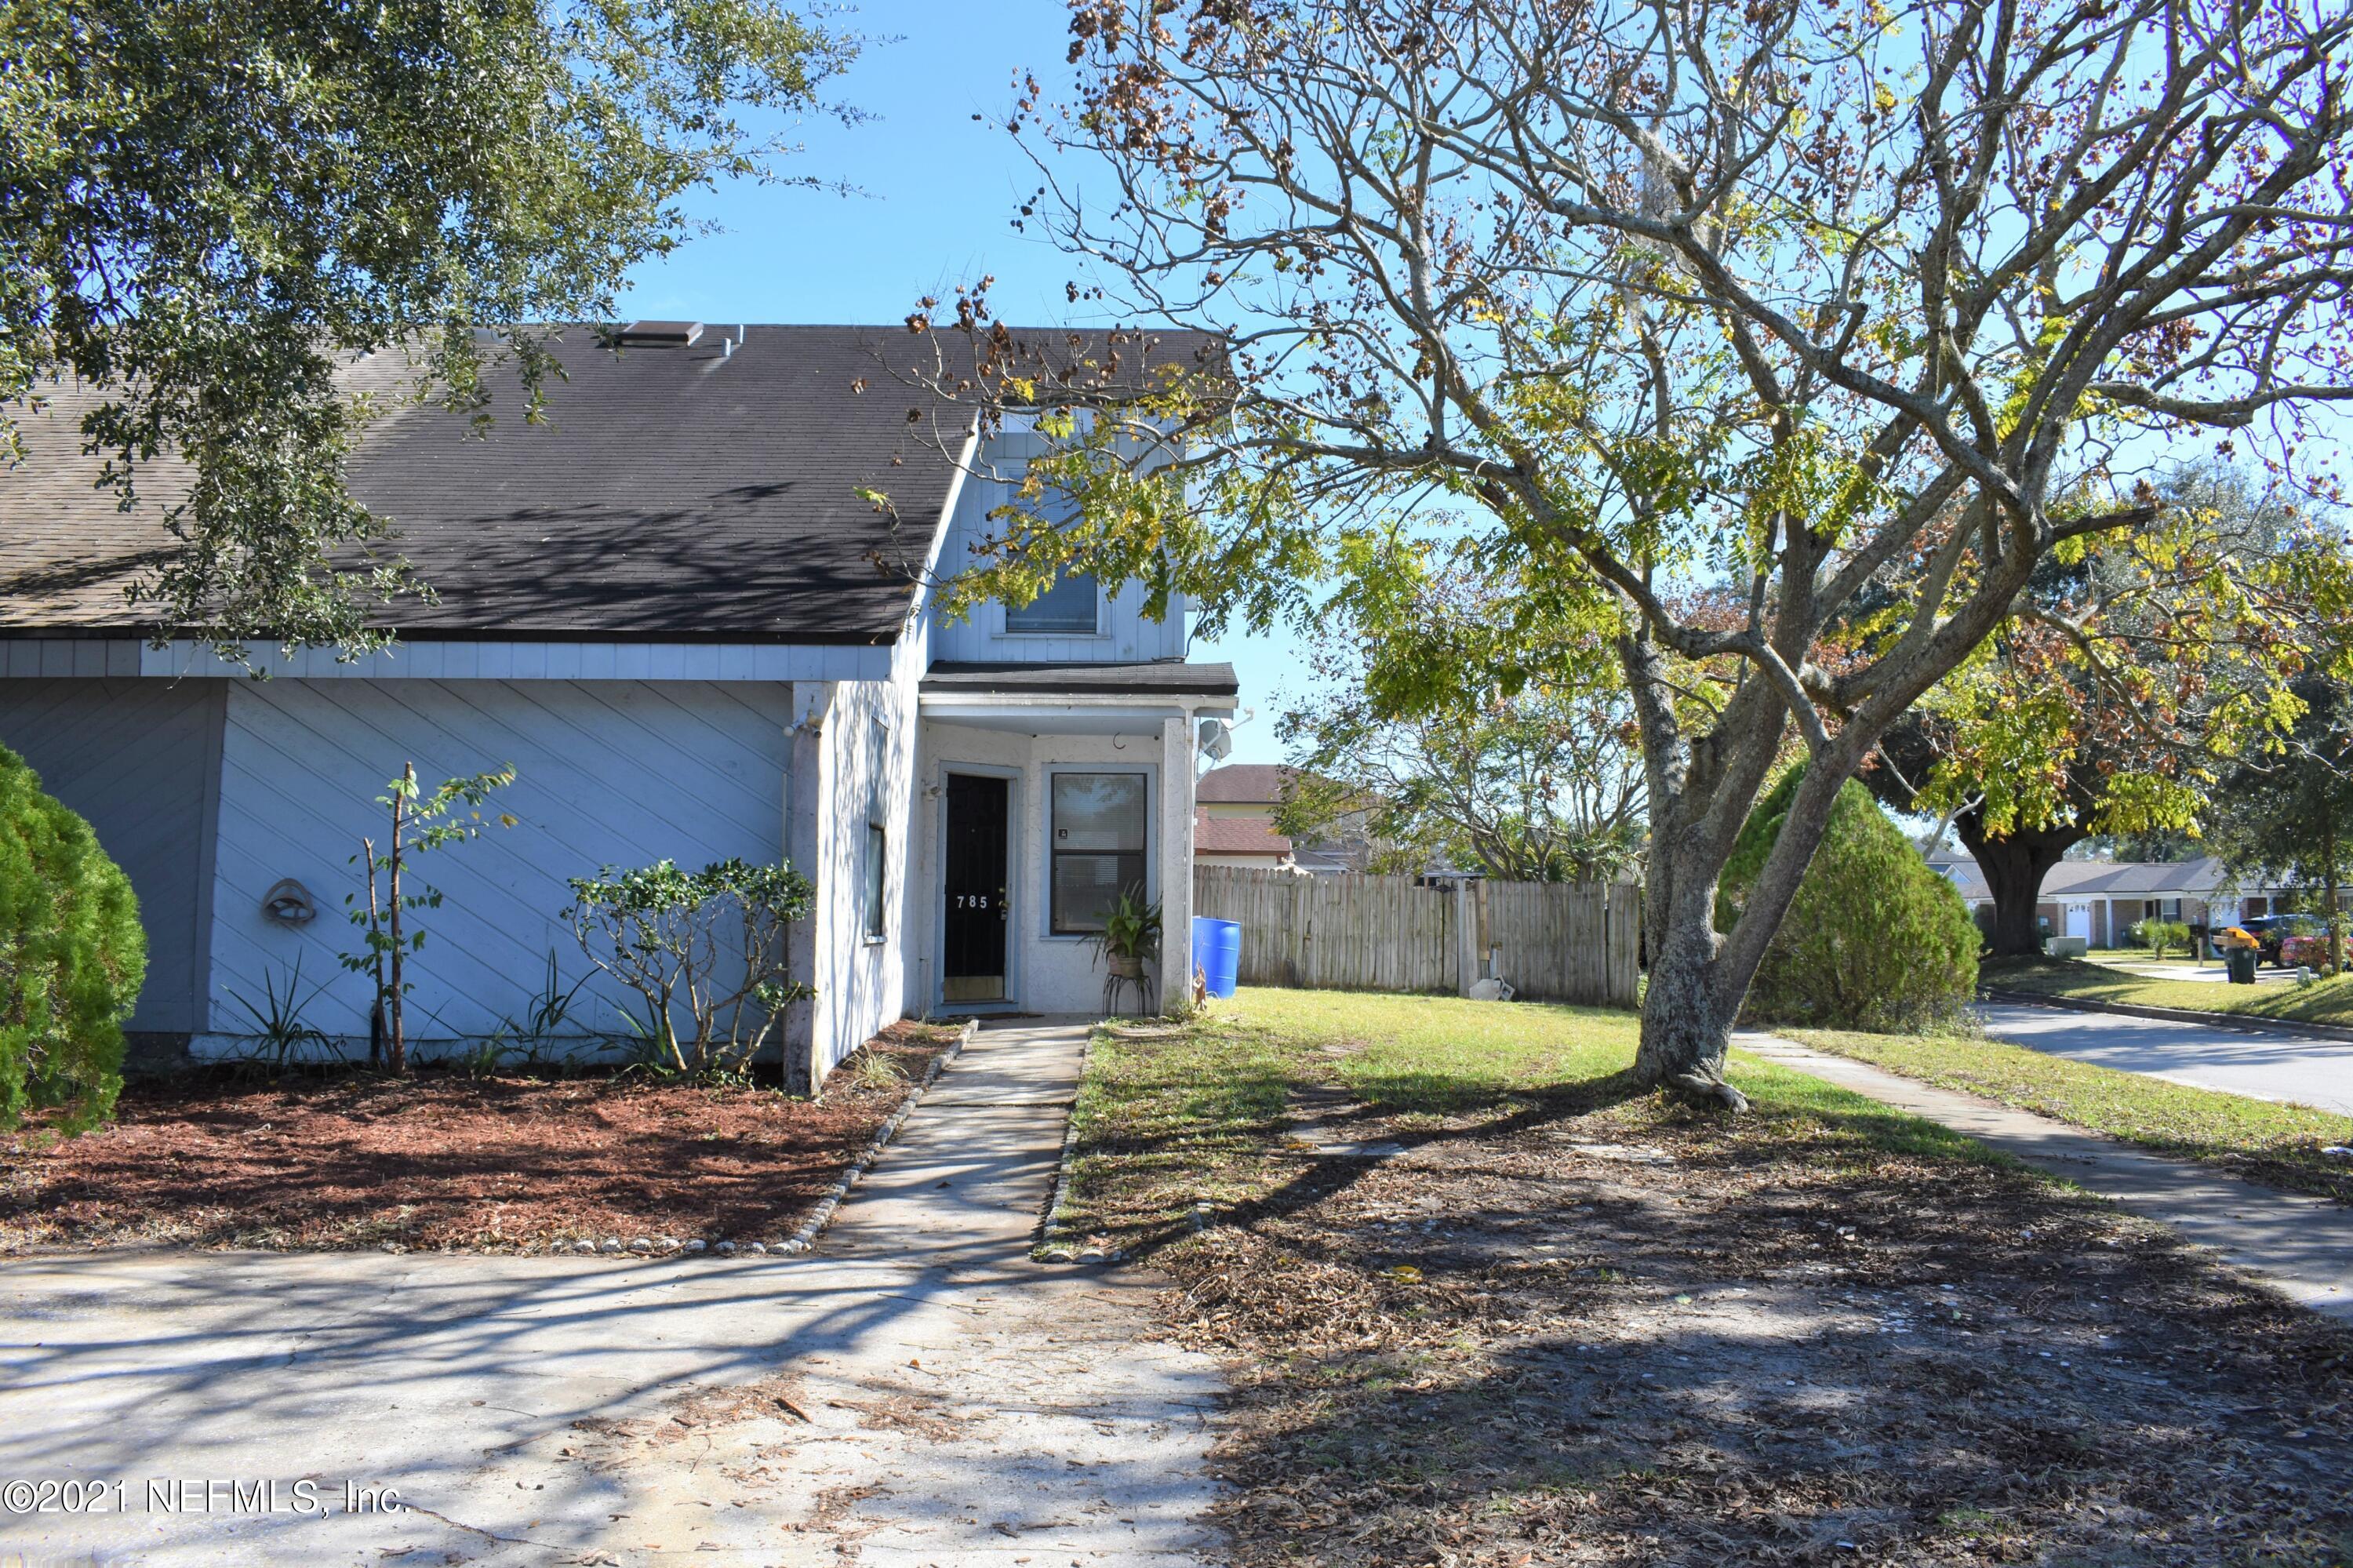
(897, 0, 2353, 1102)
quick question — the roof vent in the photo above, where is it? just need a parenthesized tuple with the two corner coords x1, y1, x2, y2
(617, 319, 704, 347)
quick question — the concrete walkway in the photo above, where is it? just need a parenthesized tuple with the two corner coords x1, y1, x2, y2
(0, 1021, 1224, 1566)
(1739, 1031, 2353, 1322)
(1977, 999, 2353, 1117)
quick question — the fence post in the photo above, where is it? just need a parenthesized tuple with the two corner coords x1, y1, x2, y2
(1453, 879, 1474, 996)
(1288, 875, 1305, 987)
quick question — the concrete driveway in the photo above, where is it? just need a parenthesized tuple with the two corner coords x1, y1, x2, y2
(0, 1022, 1223, 1566)
(1977, 1000, 2353, 1118)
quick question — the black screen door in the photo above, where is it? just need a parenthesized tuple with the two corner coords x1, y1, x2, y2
(943, 773, 1009, 1002)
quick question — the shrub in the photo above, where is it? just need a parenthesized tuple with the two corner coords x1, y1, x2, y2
(2281, 933, 2333, 971)
(564, 858, 814, 1077)
(1717, 764, 1980, 1032)
(2129, 919, 2192, 959)
(0, 744, 145, 1132)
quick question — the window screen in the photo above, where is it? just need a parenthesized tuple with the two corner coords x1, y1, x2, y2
(863, 823, 888, 940)
(1050, 773, 1147, 933)
(1005, 572, 1100, 635)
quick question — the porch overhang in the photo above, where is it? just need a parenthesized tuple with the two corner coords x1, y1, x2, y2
(918, 660, 1238, 735)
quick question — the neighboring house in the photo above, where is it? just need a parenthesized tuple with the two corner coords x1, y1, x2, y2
(1194, 762, 1363, 874)
(1933, 853, 2300, 945)
(1192, 809, 1302, 871)
(0, 322, 1236, 1087)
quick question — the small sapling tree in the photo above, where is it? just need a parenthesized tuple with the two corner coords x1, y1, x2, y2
(1719, 766, 1980, 1032)
(343, 762, 517, 1073)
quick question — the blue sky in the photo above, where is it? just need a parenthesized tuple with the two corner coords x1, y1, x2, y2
(613, 0, 1300, 764)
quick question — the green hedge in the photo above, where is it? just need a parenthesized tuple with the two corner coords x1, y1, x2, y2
(1718, 764, 1980, 1032)
(0, 743, 144, 1132)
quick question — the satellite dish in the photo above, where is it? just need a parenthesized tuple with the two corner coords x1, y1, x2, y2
(1197, 718, 1234, 762)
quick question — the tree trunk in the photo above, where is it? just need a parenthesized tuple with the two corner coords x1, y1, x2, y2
(1631, 744, 1856, 1109)
(2325, 801, 2343, 976)
(1635, 915, 1743, 1106)
(388, 764, 410, 1075)
(1959, 815, 2084, 958)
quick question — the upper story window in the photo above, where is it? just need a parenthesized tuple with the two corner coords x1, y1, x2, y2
(1005, 571, 1100, 635)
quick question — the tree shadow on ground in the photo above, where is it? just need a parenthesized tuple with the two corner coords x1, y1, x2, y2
(1149, 1065, 2353, 1567)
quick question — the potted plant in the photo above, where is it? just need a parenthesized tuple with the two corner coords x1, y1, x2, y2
(1091, 889, 1162, 980)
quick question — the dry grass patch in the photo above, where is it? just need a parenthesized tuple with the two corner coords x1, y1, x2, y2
(1068, 988, 2353, 1566)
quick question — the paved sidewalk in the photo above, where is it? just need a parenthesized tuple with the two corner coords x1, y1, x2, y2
(0, 1021, 1224, 1566)
(1977, 999, 2353, 1116)
(1739, 1031, 2353, 1322)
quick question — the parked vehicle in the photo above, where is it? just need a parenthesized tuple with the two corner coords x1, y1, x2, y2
(2280, 933, 2332, 970)
(2238, 914, 2322, 966)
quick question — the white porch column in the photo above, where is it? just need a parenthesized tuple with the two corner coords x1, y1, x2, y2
(784, 681, 836, 1093)
(1161, 712, 1195, 1014)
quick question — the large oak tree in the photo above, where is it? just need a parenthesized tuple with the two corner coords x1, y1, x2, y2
(904, 0, 2353, 1101)
(1867, 463, 2335, 955)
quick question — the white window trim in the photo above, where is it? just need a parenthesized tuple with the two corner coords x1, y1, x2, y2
(1041, 764, 1155, 941)
(862, 820, 889, 945)
(995, 583, 1107, 640)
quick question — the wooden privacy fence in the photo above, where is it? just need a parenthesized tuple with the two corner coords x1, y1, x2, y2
(1192, 865, 1641, 1008)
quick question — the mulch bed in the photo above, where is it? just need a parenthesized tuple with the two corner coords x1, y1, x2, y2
(1143, 1093, 2353, 1565)
(0, 1020, 962, 1253)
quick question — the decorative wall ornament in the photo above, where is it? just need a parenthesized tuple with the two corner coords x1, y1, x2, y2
(260, 878, 317, 925)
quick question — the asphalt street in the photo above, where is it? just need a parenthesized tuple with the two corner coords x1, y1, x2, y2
(1977, 999, 2353, 1119)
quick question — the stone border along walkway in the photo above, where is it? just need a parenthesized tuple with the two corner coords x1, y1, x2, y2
(550, 1017, 976, 1260)
(0, 1016, 1228, 1566)
(1036, 1018, 1119, 1262)
(1737, 1030, 2353, 1322)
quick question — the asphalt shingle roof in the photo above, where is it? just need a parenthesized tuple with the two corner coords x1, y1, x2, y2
(922, 660, 1238, 697)
(2, 323, 1220, 643)
(1939, 853, 2256, 903)
(1194, 808, 1293, 856)
(1196, 763, 1304, 803)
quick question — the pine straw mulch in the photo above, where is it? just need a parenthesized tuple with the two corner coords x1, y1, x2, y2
(1085, 1033, 2353, 1566)
(0, 1020, 961, 1253)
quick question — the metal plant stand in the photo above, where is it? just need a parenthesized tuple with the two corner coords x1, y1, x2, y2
(1101, 963, 1155, 1018)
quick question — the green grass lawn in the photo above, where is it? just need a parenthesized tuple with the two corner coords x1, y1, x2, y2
(1052, 987, 2353, 1568)
(1984, 952, 2353, 1028)
(2080, 948, 2205, 970)
(1055, 988, 1999, 1254)
(1792, 1024, 2353, 1203)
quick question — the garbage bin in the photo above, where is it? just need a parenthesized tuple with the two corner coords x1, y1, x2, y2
(2226, 948, 2258, 984)
(1191, 916, 1241, 999)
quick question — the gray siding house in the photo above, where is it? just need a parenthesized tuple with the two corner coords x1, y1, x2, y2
(0, 324, 1235, 1087)
(1929, 852, 2295, 945)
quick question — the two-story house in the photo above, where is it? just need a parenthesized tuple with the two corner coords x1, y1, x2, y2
(1192, 763, 1373, 875)
(0, 323, 1236, 1090)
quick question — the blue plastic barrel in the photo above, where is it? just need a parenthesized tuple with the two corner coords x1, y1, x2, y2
(1191, 916, 1241, 999)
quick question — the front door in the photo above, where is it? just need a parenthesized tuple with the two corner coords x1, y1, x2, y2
(943, 773, 1009, 1003)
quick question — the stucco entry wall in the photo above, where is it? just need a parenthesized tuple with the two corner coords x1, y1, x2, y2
(914, 722, 1191, 1016)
